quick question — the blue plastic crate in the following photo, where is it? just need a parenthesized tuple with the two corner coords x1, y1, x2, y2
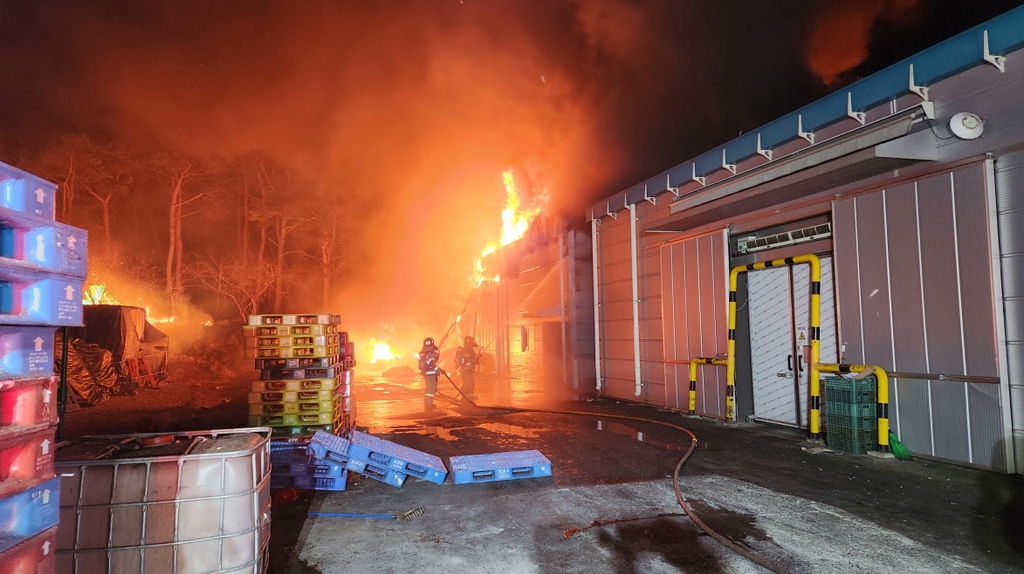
(0, 165, 56, 221)
(0, 476, 60, 553)
(0, 326, 55, 379)
(347, 430, 447, 485)
(0, 268, 83, 326)
(0, 222, 87, 279)
(449, 450, 552, 485)
(344, 458, 406, 488)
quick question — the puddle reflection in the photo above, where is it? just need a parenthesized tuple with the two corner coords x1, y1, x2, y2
(595, 420, 683, 451)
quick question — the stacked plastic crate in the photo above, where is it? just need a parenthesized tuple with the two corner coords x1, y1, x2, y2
(245, 313, 358, 491)
(824, 375, 878, 454)
(0, 161, 87, 572)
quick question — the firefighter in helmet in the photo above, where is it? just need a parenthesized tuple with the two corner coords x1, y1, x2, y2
(418, 337, 441, 410)
(455, 335, 480, 401)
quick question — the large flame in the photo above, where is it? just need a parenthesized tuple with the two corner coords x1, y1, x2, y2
(472, 171, 542, 286)
(369, 339, 398, 363)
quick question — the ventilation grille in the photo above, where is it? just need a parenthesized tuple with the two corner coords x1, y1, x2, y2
(737, 223, 832, 254)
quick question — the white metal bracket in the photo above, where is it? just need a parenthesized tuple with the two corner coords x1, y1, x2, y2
(797, 115, 815, 145)
(920, 100, 935, 119)
(643, 184, 657, 205)
(984, 30, 1006, 73)
(909, 64, 929, 101)
(691, 163, 706, 187)
(847, 92, 866, 125)
(606, 202, 618, 220)
(756, 133, 772, 161)
(667, 174, 680, 197)
(721, 149, 737, 175)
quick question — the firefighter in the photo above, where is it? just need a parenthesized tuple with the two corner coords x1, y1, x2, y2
(456, 335, 480, 401)
(418, 337, 441, 410)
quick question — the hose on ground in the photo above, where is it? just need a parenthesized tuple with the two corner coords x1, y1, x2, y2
(438, 370, 793, 574)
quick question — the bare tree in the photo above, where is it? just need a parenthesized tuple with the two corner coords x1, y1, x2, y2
(150, 153, 206, 309)
(189, 255, 277, 322)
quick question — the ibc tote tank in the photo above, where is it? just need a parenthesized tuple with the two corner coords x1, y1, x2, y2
(54, 428, 271, 574)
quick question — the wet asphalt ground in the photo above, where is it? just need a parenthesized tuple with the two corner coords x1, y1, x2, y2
(270, 371, 1024, 573)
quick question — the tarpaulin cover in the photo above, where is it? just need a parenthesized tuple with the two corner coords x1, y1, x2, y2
(55, 330, 126, 406)
(79, 305, 169, 384)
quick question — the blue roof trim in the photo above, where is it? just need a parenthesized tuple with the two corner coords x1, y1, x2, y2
(589, 5, 1024, 220)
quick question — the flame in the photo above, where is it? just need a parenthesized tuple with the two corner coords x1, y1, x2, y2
(369, 339, 398, 363)
(83, 283, 178, 323)
(471, 170, 542, 286)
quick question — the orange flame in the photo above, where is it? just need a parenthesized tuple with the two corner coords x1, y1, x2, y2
(472, 171, 542, 286)
(369, 339, 398, 363)
(83, 283, 177, 323)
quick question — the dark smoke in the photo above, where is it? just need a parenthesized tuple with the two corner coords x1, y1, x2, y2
(0, 0, 1014, 342)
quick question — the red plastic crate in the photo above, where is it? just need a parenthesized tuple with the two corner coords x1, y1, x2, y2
(0, 427, 56, 499)
(0, 525, 57, 574)
(0, 377, 57, 439)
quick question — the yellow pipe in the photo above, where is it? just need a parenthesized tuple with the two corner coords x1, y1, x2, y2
(818, 363, 890, 451)
(728, 254, 821, 439)
(687, 358, 728, 414)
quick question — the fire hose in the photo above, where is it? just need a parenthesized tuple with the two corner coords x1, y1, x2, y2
(437, 369, 794, 574)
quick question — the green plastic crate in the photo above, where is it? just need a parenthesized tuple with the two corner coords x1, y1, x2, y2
(824, 376, 878, 454)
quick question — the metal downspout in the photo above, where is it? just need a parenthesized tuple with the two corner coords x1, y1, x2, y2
(629, 204, 642, 397)
(592, 218, 602, 393)
(559, 229, 568, 387)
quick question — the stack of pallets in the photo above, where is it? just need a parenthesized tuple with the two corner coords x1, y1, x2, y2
(245, 313, 356, 439)
(0, 161, 88, 573)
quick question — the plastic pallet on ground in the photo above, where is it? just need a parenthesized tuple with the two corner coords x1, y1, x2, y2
(245, 335, 340, 349)
(0, 524, 56, 574)
(258, 365, 344, 380)
(344, 458, 406, 488)
(308, 430, 350, 455)
(270, 473, 347, 491)
(0, 476, 60, 554)
(269, 424, 336, 438)
(251, 378, 342, 393)
(249, 389, 338, 404)
(245, 324, 339, 338)
(247, 314, 341, 326)
(248, 400, 337, 416)
(449, 450, 552, 485)
(245, 345, 340, 360)
(346, 430, 446, 485)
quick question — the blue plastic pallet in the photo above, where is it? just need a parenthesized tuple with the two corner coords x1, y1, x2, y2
(0, 268, 83, 326)
(270, 472, 347, 491)
(449, 450, 552, 485)
(0, 476, 60, 553)
(347, 430, 447, 485)
(344, 458, 406, 488)
(0, 222, 87, 279)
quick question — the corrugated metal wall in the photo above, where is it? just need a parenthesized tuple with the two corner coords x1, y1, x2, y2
(659, 231, 729, 416)
(994, 150, 1024, 475)
(833, 163, 1007, 469)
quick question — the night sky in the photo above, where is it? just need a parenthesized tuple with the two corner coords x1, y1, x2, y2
(0, 0, 1020, 336)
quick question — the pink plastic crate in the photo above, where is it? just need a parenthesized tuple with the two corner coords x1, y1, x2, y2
(0, 377, 57, 439)
(0, 525, 56, 574)
(0, 427, 56, 499)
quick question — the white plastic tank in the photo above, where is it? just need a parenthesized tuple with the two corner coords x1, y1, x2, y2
(54, 428, 271, 574)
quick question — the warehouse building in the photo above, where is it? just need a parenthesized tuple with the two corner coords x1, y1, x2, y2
(586, 7, 1024, 474)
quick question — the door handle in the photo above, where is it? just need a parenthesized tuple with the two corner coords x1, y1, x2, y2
(787, 355, 792, 371)
(798, 355, 804, 372)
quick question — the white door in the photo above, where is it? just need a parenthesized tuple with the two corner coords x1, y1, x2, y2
(748, 257, 837, 428)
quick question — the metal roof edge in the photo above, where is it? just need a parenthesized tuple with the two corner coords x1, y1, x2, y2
(585, 5, 1024, 221)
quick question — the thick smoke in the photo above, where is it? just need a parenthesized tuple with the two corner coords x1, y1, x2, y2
(0, 0, 1008, 345)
